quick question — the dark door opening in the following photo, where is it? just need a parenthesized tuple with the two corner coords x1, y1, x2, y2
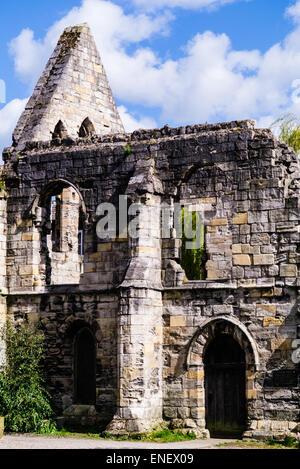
(74, 328, 96, 405)
(204, 334, 246, 437)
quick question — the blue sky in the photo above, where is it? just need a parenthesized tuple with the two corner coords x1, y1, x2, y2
(1, 0, 300, 154)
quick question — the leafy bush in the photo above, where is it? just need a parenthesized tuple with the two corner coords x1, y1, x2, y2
(271, 114, 300, 155)
(0, 321, 56, 433)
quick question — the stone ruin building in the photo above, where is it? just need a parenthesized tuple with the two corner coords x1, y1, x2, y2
(0, 23, 299, 440)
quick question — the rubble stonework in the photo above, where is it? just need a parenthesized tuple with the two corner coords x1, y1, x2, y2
(0, 24, 299, 440)
(13, 24, 124, 149)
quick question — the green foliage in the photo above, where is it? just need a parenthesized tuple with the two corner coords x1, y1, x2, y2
(0, 171, 6, 191)
(124, 145, 132, 155)
(0, 322, 56, 433)
(218, 439, 299, 449)
(180, 207, 206, 280)
(34, 428, 196, 442)
(146, 429, 196, 442)
(101, 429, 196, 442)
(271, 114, 300, 155)
(267, 436, 300, 449)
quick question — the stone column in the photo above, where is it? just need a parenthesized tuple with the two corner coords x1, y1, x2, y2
(0, 190, 7, 366)
(106, 194, 164, 434)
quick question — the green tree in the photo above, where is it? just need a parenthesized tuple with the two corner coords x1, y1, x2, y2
(271, 113, 300, 155)
(0, 321, 56, 433)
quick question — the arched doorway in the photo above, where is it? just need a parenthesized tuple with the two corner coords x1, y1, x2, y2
(204, 334, 246, 437)
(74, 328, 96, 405)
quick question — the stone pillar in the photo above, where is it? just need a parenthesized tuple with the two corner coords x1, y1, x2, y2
(59, 187, 80, 254)
(106, 194, 163, 434)
(0, 190, 7, 366)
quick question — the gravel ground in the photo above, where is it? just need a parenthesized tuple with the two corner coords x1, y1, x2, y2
(0, 434, 236, 450)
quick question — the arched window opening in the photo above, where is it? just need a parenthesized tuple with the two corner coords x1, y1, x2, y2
(52, 120, 67, 140)
(74, 328, 96, 405)
(48, 187, 81, 254)
(39, 181, 85, 285)
(204, 334, 246, 437)
(79, 117, 95, 137)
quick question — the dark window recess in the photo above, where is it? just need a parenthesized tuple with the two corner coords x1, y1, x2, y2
(52, 120, 67, 139)
(51, 195, 61, 252)
(74, 328, 96, 405)
(79, 117, 95, 137)
(272, 370, 298, 387)
(78, 230, 84, 255)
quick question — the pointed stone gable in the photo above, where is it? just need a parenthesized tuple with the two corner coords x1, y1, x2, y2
(13, 24, 124, 148)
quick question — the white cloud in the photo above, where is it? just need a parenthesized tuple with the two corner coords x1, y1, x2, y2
(131, 0, 242, 12)
(6, 0, 300, 142)
(9, 0, 172, 86)
(0, 99, 28, 157)
(118, 106, 157, 132)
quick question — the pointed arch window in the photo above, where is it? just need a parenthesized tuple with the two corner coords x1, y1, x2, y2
(39, 181, 86, 285)
(79, 117, 95, 137)
(52, 120, 67, 140)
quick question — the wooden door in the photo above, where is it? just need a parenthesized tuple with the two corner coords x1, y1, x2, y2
(204, 334, 246, 437)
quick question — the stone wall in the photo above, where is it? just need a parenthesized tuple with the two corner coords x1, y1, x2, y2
(8, 290, 119, 429)
(13, 24, 124, 149)
(2, 119, 300, 439)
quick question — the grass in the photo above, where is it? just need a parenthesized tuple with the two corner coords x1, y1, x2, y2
(217, 437, 300, 450)
(29, 427, 197, 443)
(102, 429, 197, 443)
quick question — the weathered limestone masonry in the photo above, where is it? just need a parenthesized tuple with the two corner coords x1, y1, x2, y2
(13, 24, 124, 149)
(0, 24, 299, 439)
(0, 188, 7, 367)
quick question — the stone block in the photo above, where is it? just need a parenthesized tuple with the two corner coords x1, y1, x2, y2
(263, 317, 284, 327)
(253, 254, 274, 265)
(233, 254, 252, 266)
(280, 264, 297, 277)
(170, 316, 186, 327)
(209, 218, 228, 226)
(232, 213, 248, 224)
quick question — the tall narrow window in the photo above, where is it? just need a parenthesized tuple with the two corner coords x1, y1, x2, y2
(78, 230, 84, 255)
(52, 120, 67, 140)
(79, 117, 95, 137)
(74, 328, 96, 405)
(180, 207, 207, 280)
(44, 183, 84, 285)
(50, 195, 61, 252)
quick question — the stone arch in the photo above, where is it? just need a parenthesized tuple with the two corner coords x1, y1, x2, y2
(28, 179, 87, 285)
(176, 163, 229, 199)
(184, 316, 260, 437)
(39, 179, 87, 212)
(52, 120, 68, 140)
(79, 117, 95, 137)
(187, 316, 260, 370)
(27, 179, 87, 221)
